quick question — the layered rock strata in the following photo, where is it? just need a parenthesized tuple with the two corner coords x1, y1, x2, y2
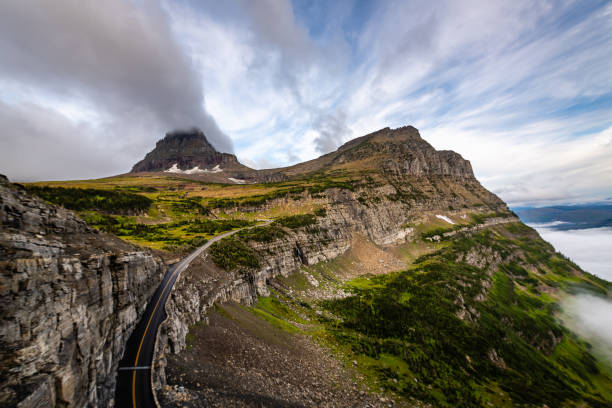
(0, 176, 165, 407)
(1, 125, 515, 406)
(153, 172, 514, 390)
(131, 129, 250, 173)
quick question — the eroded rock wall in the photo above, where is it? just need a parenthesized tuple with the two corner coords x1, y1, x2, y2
(153, 175, 512, 390)
(0, 176, 165, 407)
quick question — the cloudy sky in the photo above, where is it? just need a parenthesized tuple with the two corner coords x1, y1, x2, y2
(1, 0, 611, 206)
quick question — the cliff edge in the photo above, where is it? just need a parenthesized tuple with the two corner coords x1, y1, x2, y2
(0, 175, 165, 407)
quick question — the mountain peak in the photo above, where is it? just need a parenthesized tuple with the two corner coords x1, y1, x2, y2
(158, 128, 214, 148)
(131, 128, 247, 173)
(335, 125, 422, 152)
(278, 125, 474, 179)
(131, 125, 473, 183)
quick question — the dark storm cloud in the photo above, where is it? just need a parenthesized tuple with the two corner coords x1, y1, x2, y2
(0, 100, 128, 181)
(0, 0, 232, 181)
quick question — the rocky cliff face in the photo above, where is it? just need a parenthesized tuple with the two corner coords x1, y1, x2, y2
(130, 126, 478, 183)
(277, 126, 475, 179)
(152, 168, 514, 390)
(1, 124, 515, 405)
(131, 129, 249, 173)
(336, 126, 474, 178)
(0, 176, 165, 407)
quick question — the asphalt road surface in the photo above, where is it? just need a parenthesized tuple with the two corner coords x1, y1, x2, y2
(115, 223, 267, 408)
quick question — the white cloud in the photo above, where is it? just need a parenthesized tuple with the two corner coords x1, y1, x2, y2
(560, 293, 612, 367)
(530, 226, 612, 281)
(340, 0, 612, 205)
(165, 0, 355, 168)
(0, 0, 610, 205)
(534, 224, 612, 366)
(425, 125, 612, 205)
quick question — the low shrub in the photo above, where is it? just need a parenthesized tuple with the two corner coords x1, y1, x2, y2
(206, 187, 307, 210)
(238, 225, 286, 242)
(276, 214, 317, 229)
(170, 197, 210, 215)
(26, 186, 152, 214)
(185, 218, 252, 234)
(314, 208, 327, 217)
(209, 237, 260, 270)
(81, 212, 119, 229)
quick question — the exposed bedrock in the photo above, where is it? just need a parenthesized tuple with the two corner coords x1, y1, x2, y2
(153, 174, 513, 391)
(0, 176, 165, 407)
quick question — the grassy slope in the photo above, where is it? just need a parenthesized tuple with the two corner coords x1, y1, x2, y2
(24, 168, 502, 255)
(25, 172, 612, 406)
(24, 173, 352, 251)
(240, 222, 612, 408)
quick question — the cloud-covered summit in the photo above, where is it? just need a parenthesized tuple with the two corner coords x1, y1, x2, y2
(0, 0, 231, 181)
(171, 0, 612, 205)
(0, 0, 611, 206)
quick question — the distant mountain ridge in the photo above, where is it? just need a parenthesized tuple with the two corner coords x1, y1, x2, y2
(514, 203, 612, 230)
(131, 126, 476, 184)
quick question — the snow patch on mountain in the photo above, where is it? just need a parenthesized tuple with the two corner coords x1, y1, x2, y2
(228, 177, 247, 184)
(436, 215, 455, 224)
(164, 163, 223, 174)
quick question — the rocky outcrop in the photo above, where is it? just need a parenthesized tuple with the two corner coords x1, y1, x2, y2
(152, 171, 514, 391)
(275, 126, 476, 180)
(0, 176, 165, 407)
(336, 126, 475, 179)
(0, 124, 515, 406)
(131, 126, 478, 183)
(131, 129, 250, 173)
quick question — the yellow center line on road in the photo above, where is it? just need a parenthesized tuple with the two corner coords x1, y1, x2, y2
(129, 235, 222, 407)
(131, 263, 182, 408)
(129, 223, 270, 407)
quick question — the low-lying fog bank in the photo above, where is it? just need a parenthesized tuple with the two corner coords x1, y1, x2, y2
(560, 293, 612, 368)
(529, 224, 612, 367)
(529, 225, 612, 281)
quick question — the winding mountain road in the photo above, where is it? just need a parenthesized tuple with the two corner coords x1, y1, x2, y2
(115, 222, 269, 408)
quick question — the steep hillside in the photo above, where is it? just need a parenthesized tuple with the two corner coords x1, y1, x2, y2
(273, 126, 473, 179)
(13, 125, 612, 407)
(315, 223, 612, 407)
(161, 222, 612, 407)
(0, 175, 165, 407)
